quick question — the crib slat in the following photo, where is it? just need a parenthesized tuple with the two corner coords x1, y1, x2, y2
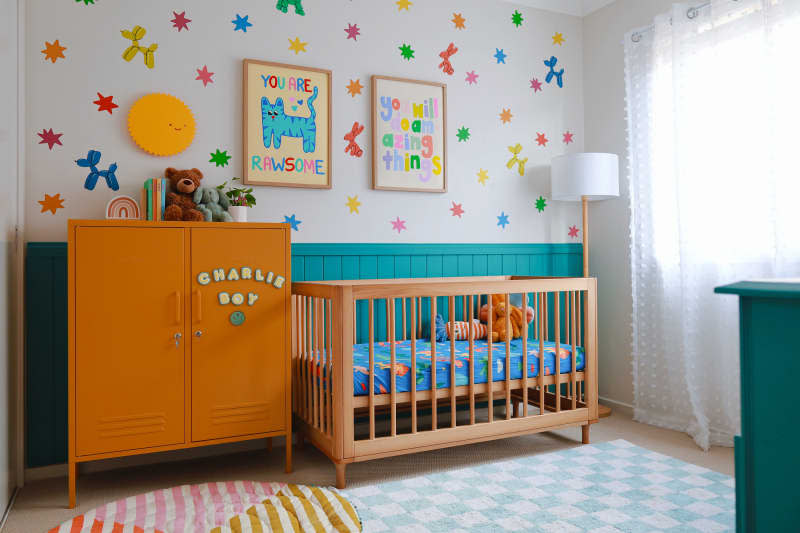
(487, 295, 493, 424)
(305, 296, 312, 423)
(468, 294, 475, 425)
(315, 297, 321, 429)
(293, 296, 299, 416)
(538, 293, 545, 414)
(554, 292, 561, 413)
(571, 291, 578, 410)
(504, 293, 511, 420)
(385, 299, 390, 342)
(368, 298, 375, 440)
(431, 296, 437, 430)
(390, 298, 397, 437)
(327, 299, 333, 436)
(417, 298, 422, 339)
(449, 296, 456, 428)
(522, 292, 528, 417)
(411, 297, 418, 433)
(402, 298, 407, 341)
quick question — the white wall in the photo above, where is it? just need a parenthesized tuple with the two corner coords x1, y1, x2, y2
(25, 0, 587, 243)
(581, 0, 674, 410)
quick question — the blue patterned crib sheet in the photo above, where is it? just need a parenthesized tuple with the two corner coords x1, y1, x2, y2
(351, 339, 584, 396)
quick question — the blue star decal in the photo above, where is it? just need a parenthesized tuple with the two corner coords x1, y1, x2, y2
(232, 14, 253, 32)
(497, 211, 510, 229)
(494, 48, 507, 64)
(284, 214, 301, 231)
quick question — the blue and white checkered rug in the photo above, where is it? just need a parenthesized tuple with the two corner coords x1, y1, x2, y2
(344, 439, 735, 532)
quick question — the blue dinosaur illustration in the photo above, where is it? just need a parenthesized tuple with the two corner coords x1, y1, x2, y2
(261, 86, 318, 153)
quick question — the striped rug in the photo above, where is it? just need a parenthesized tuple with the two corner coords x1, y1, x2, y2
(49, 481, 361, 532)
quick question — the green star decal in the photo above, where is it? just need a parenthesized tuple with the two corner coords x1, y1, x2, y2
(511, 10, 524, 27)
(456, 126, 470, 142)
(209, 149, 232, 167)
(535, 195, 547, 212)
(399, 43, 415, 60)
(76, 0, 95, 4)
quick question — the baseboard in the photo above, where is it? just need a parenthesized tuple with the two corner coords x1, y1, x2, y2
(0, 487, 19, 532)
(599, 396, 634, 417)
(25, 437, 288, 483)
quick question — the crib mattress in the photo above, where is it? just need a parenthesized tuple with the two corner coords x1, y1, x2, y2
(351, 339, 585, 396)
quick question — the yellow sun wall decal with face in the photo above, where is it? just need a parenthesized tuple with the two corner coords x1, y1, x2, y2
(128, 93, 196, 156)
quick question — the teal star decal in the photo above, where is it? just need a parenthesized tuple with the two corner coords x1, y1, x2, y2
(232, 14, 253, 32)
(456, 126, 470, 142)
(535, 196, 547, 212)
(511, 10, 524, 27)
(497, 211, 510, 229)
(284, 214, 301, 231)
(209, 149, 231, 167)
(399, 43, 415, 60)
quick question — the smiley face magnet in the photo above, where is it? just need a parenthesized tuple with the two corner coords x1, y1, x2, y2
(230, 310, 246, 326)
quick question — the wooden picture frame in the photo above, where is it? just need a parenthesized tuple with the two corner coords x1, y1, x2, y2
(371, 75, 447, 193)
(242, 59, 332, 188)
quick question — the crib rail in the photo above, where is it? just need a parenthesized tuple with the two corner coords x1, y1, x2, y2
(292, 276, 597, 465)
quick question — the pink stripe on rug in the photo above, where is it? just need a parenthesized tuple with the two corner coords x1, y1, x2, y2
(134, 493, 146, 527)
(206, 481, 225, 526)
(153, 488, 166, 531)
(171, 485, 185, 533)
(113, 496, 126, 526)
(190, 482, 205, 531)
(226, 481, 243, 514)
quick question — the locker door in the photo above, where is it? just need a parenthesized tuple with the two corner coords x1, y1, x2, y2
(75, 227, 185, 456)
(190, 228, 287, 441)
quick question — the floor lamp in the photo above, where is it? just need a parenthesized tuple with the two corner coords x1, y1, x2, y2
(551, 153, 619, 417)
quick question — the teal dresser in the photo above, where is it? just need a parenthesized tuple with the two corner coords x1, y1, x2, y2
(715, 281, 800, 533)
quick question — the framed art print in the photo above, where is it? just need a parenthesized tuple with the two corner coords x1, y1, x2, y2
(243, 59, 331, 188)
(371, 75, 447, 192)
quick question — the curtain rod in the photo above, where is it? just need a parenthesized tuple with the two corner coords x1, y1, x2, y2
(630, 0, 739, 42)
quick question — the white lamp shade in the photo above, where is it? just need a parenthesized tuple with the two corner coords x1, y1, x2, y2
(551, 153, 619, 201)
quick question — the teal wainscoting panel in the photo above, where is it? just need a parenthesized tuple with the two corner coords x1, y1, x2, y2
(24, 241, 581, 467)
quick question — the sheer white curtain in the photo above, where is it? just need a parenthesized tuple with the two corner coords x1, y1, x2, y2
(624, 0, 800, 450)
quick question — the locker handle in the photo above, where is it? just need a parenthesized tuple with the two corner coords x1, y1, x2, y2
(193, 288, 202, 321)
(174, 291, 181, 324)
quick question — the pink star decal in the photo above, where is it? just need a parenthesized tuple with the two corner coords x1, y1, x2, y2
(37, 128, 63, 150)
(530, 78, 542, 92)
(465, 70, 478, 85)
(535, 132, 549, 146)
(450, 202, 464, 218)
(563, 131, 574, 144)
(390, 216, 407, 233)
(344, 23, 360, 41)
(171, 11, 191, 31)
(568, 225, 580, 238)
(196, 65, 214, 87)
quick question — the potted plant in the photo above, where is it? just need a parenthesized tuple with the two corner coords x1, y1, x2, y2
(217, 177, 256, 222)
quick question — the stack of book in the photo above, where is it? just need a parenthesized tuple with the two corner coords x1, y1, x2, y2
(141, 178, 167, 221)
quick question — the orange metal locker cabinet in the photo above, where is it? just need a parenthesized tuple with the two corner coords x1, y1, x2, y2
(74, 226, 186, 456)
(190, 227, 288, 441)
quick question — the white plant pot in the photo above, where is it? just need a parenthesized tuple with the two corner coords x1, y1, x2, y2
(229, 206, 248, 222)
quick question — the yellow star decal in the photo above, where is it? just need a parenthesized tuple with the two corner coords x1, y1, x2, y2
(552, 32, 565, 45)
(396, 0, 412, 11)
(477, 169, 489, 186)
(38, 193, 65, 214)
(288, 37, 308, 54)
(346, 195, 362, 214)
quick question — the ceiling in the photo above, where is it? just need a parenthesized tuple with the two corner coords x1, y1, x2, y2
(506, 0, 617, 17)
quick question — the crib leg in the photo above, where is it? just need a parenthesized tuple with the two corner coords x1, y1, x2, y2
(335, 462, 347, 489)
(512, 401, 519, 418)
(581, 424, 590, 444)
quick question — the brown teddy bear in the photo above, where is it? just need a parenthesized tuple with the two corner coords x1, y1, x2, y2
(479, 294, 534, 342)
(164, 167, 205, 222)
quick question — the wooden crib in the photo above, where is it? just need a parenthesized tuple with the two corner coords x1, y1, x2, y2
(291, 276, 598, 488)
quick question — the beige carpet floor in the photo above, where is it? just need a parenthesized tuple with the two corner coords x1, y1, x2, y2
(4, 411, 733, 532)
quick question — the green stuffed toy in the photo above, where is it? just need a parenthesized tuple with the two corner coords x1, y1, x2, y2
(193, 187, 234, 222)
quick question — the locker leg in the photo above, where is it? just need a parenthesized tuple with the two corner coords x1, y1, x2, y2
(68, 461, 77, 509)
(285, 431, 293, 473)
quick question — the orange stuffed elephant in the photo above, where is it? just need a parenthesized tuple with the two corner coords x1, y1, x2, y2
(479, 294, 534, 342)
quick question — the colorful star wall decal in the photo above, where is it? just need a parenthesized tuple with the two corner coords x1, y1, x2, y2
(390, 216, 407, 233)
(93, 92, 118, 114)
(209, 149, 231, 167)
(344, 23, 360, 41)
(399, 43, 415, 60)
(37, 128, 63, 150)
(288, 37, 308, 54)
(511, 10, 524, 27)
(75, 0, 94, 4)
(499, 108, 513, 124)
(396, 0, 413, 11)
(535, 196, 547, 212)
(497, 212, 510, 229)
(346, 195, 361, 214)
(346, 79, 363, 97)
(171, 11, 191, 31)
(530, 78, 542, 92)
(477, 168, 489, 185)
(465, 70, 479, 85)
(196, 65, 214, 87)
(552, 32, 565, 45)
(232, 14, 253, 32)
(39, 193, 65, 215)
(284, 214, 302, 231)
(536, 132, 549, 146)
(456, 126, 470, 142)
(452, 13, 466, 29)
(568, 225, 580, 238)
(494, 48, 507, 64)
(41, 40, 66, 63)
(563, 131, 574, 144)
(450, 202, 464, 218)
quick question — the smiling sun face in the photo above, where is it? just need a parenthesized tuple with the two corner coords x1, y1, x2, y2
(128, 93, 196, 156)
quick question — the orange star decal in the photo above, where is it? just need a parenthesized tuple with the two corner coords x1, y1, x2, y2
(41, 40, 66, 63)
(39, 193, 65, 215)
(452, 13, 466, 29)
(346, 79, 363, 97)
(499, 108, 513, 124)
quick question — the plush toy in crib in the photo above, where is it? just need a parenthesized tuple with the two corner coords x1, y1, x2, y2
(479, 294, 535, 342)
(434, 315, 487, 342)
